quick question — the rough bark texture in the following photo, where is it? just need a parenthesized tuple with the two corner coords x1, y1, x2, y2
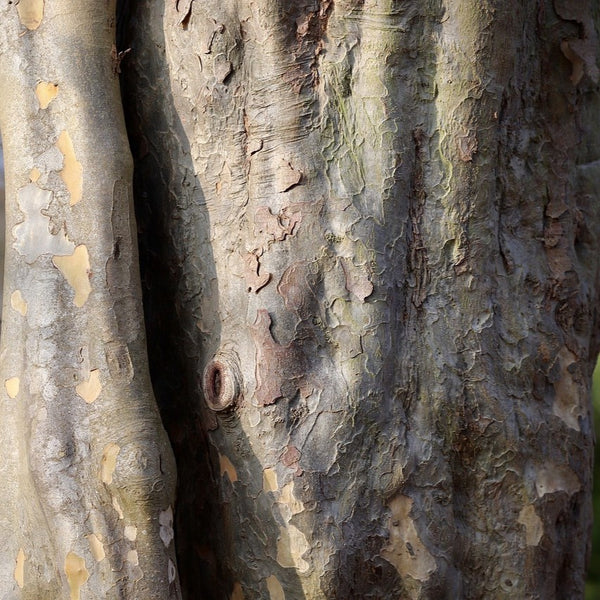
(118, 1, 600, 599)
(1, 0, 599, 599)
(0, 2, 179, 598)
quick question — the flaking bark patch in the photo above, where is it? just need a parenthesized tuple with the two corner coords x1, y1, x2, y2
(16, 0, 44, 30)
(35, 82, 58, 109)
(381, 495, 436, 582)
(56, 131, 83, 206)
(52, 245, 92, 307)
(250, 310, 306, 406)
(10, 290, 27, 316)
(76, 369, 102, 404)
(64, 552, 89, 600)
(14, 549, 25, 589)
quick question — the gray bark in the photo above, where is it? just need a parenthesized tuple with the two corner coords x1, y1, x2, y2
(0, 2, 179, 598)
(1, 0, 600, 599)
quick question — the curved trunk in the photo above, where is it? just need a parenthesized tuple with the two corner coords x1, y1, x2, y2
(121, 1, 600, 599)
(0, 2, 179, 598)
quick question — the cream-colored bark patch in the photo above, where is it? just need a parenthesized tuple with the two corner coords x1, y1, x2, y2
(87, 534, 105, 562)
(381, 495, 436, 582)
(231, 582, 244, 599)
(112, 496, 124, 519)
(100, 443, 120, 485)
(266, 575, 285, 600)
(5, 377, 19, 399)
(535, 464, 581, 497)
(10, 290, 28, 316)
(64, 552, 89, 600)
(14, 548, 25, 589)
(56, 130, 83, 205)
(263, 468, 278, 493)
(276, 524, 310, 573)
(35, 82, 58, 109)
(277, 481, 304, 521)
(159, 506, 175, 548)
(29, 167, 41, 183)
(53, 245, 92, 307)
(126, 550, 139, 566)
(124, 525, 137, 541)
(17, 0, 44, 30)
(14, 184, 74, 264)
(76, 369, 101, 404)
(219, 454, 238, 483)
(518, 505, 543, 546)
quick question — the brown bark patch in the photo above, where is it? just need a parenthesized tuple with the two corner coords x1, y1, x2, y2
(250, 310, 305, 406)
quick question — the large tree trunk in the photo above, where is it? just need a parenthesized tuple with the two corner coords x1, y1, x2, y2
(2, 0, 600, 598)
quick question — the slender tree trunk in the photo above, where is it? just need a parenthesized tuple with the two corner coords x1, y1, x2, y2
(1, 0, 600, 599)
(0, 2, 179, 598)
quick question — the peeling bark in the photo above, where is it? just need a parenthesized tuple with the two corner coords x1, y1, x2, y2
(0, 2, 179, 598)
(1, 0, 600, 599)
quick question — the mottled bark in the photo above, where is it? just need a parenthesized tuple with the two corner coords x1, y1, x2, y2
(0, 2, 179, 598)
(1, 0, 600, 599)
(120, 1, 600, 599)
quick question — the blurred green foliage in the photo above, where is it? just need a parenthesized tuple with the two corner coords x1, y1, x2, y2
(587, 362, 600, 599)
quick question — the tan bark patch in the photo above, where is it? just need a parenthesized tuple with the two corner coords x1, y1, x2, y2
(100, 443, 120, 485)
(266, 575, 285, 600)
(126, 550, 139, 565)
(231, 582, 245, 599)
(381, 494, 436, 582)
(64, 552, 89, 600)
(219, 454, 238, 483)
(10, 290, 28, 316)
(87, 534, 105, 562)
(278, 481, 304, 521)
(17, 0, 44, 30)
(53, 245, 92, 307)
(76, 369, 102, 404)
(518, 505, 544, 546)
(56, 130, 83, 205)
(14, 548, 25, 589)
(5, 377, 20, 399)
(263, 468, 278, 493)
(35, 82, 58, 109)
(29, 167, 41, 183)
(276, 524, 310, 573)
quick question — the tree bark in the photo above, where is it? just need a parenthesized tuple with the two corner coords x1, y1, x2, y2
(2, 0, 600, 599)
(0, 2, 179, 598)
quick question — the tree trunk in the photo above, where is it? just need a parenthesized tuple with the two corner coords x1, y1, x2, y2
(2, 0, 600, 598)
(0, 2, 178, 598)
